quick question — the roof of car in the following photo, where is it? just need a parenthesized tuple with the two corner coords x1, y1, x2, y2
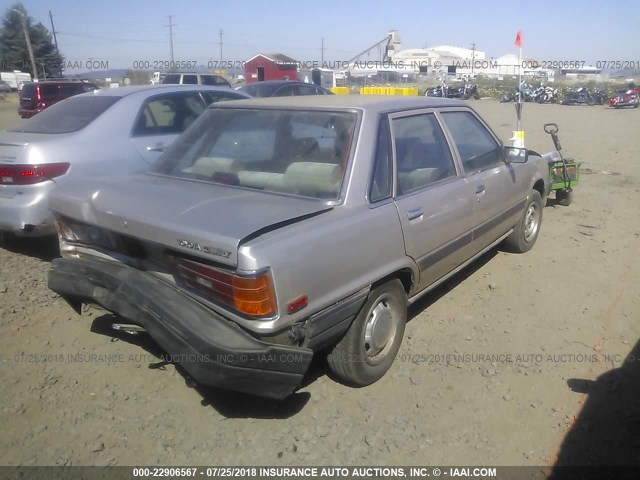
(240, 80, 314, 88)
(77, 84, 245, 98)
(211, 94, 467, 112)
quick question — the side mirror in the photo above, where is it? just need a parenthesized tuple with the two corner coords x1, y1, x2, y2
(504, 146, 528, 163)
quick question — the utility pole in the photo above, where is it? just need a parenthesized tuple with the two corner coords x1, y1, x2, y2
(219, 29, 223, 63)
(49, 11, 59, 56)
(166, 15, 175, 64)
(471, 42, 476, 73)
(13, 9, 37, 81)
(321, 37, 324, 66)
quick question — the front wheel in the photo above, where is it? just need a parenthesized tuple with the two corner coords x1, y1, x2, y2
(327, 280, 407, 386)
(502, 190, 543, 253)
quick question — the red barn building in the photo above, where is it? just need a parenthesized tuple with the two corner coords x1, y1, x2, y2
(244, 53, 299, 83)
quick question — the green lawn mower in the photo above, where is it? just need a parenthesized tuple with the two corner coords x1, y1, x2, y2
(542, 123, 580, 206)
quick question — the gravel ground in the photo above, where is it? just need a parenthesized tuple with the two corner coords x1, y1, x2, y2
(0, 98, 638, 467)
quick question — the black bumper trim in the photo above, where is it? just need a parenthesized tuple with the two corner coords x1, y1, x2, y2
(48, 258, 313, 399)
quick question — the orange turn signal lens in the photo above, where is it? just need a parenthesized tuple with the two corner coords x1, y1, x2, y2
(232, 273, 277, 317)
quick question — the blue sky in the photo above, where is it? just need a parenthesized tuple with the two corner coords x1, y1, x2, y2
(16, 0, 640, 71)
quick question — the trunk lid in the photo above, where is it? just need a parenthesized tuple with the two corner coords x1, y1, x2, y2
(49, 173, 333, 267)
(0, 131, 68, 165)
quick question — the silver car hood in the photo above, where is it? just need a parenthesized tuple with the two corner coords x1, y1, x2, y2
(49, 173, 333, 267)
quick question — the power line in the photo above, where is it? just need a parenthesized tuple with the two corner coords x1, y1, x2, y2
(57, 31, 165, 43)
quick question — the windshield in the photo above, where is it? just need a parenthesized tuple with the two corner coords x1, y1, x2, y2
(9, 96, 120, 134)
(151, 108, 357, 200)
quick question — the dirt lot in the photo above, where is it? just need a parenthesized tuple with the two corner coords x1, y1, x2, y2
(0, 97, 638, 467)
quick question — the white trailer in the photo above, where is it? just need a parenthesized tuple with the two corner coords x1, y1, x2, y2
(0, 71, 32, 91)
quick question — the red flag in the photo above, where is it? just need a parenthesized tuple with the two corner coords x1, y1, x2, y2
(515, 30, 522, 47)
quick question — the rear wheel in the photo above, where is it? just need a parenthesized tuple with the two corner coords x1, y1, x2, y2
(327, 280, 406, 386)
(503, 190, 543, 253)
(556, 188, 573, 206)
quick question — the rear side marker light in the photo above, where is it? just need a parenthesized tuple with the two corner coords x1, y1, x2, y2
(287, 295, 308, 314)
(0, 163, 70, 185)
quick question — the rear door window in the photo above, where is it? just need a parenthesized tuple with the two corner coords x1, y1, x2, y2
(392, 113, 457, 194)
(274, 85, 296, 96)
(182, 75, 198, 85)
(133, 92, 206, 136)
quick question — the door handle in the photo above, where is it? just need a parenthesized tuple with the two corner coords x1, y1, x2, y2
(407, 208, 423, 221)
(146, 144, 166, 152)
(475, 185, 486, 195)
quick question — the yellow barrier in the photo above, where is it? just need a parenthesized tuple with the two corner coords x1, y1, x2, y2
(358, 87, 419, 96)
(330, 87, 351, 95)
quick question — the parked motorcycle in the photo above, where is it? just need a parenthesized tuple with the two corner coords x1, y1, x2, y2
(499, 81, 536, 103)
(426, 82, 479, 100)
(460, 83, 480, 100)
(425, 83, 447, 97)
(562, 87, 606, 106)
(534, 85, 559, 103)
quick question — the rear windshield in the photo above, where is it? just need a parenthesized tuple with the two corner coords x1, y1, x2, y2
(21, 84, 35, 96)
(9, 95, 120, 134)
(151, 108, 357, 200)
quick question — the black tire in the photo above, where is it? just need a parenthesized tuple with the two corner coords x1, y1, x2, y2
(327, 280, 407, 386)
(502, 190, 543, 253)
(473, 92, 480, 100)
(556, 188, 573, 206)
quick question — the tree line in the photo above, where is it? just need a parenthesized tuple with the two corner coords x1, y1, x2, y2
(0, 3, 64, 78)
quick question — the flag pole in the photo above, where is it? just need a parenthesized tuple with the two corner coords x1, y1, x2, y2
(511, 30, 524, 148)
(517, 42, 522, 132)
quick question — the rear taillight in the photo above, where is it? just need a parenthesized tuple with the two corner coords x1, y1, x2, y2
(170, 256, 277, 318)
(0, 163, 70, 185)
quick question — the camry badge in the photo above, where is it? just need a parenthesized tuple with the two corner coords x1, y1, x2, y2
(177, 239, 232, 258)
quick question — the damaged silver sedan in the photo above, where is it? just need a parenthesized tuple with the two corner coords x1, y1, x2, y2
(48, 96, 550, 398)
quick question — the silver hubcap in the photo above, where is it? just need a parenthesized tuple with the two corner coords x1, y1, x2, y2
(364, 298, 396, 363)
(524, 203, 540, 242)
